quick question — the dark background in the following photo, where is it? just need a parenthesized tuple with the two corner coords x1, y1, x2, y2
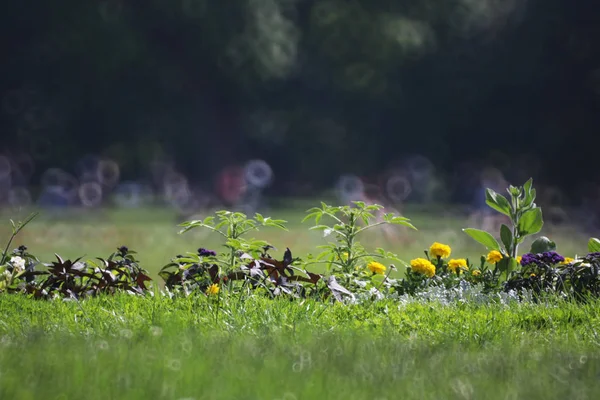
(1, 0, 599, 202)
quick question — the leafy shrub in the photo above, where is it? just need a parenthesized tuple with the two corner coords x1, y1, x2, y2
(1, 221, 153, 299)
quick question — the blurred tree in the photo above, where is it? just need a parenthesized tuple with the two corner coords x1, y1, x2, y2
(0, 0, 599, 197)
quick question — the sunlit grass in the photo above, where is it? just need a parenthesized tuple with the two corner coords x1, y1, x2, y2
(1, 294, 600, 399)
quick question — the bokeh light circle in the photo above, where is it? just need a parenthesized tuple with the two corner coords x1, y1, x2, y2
(336, 175, 364, 202)
(244, 159, 273, 189)
(79, 182, 103, 207)
(386, 174, 412, 203)
(96, 159, 120, 188)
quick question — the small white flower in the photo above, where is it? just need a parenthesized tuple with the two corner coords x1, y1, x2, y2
(10, 256, 25, 273)
(369, 287, 384, 301)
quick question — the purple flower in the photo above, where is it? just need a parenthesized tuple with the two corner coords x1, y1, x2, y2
(520, 253, 538, 266)
(198, 248, 216, 257)
(520, 252, 564, 266)
(584, 252, 600, 263)
(542, 251, 565, 264)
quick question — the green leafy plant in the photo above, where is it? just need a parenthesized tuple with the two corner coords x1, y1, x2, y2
(1, 243, 153, 299)
(179, 211, 287, 273)
(172, 211, 324, 299)
(463, 178, 543, 276)
(302, 201, 415, 299)
(0, 244, 41, 292)
(557, 254, 600, 301)
(303, 201, 415, 272)
(0, 212, 38, 267)
(0, 213, 41, 292)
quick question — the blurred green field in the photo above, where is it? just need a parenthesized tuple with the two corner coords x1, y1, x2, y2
(0, 202, 590, 279)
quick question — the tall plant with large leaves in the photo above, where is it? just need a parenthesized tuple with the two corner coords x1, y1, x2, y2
(463, 178, 543, 276)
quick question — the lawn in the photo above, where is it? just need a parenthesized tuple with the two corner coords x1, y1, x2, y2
(1, 294, 600, 399)
(1, 203, 599, 399)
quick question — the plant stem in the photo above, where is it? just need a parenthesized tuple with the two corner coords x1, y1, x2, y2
(1, 213, 38, 266)
(510, 196, 519, 259)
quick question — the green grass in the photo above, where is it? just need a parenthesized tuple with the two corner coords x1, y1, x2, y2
(1, 294, 600, 399)
(1, 205, 598, 399)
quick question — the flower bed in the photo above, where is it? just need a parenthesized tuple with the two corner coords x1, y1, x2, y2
(1, 179, 600, 302)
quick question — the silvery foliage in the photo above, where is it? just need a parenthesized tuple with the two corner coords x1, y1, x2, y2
(390, 281, 534, 306)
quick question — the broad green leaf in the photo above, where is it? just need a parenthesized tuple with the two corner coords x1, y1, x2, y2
(463, 228, 501, 251)
(522, 179, 535, 205)
(523, 178, 533, 195)
(518, 208, 543, 236)
(485, 189, 512, 217)
(497, 257, 517, 275)
(500, 224, 513, 253)
(588, 238, 600, 253)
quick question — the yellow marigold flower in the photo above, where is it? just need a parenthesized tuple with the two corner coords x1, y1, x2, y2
(429, 242, 451, 259)
(516, 256, 522, 265)
(486, 250, 503, 264)
(448, 259, 468, 274)
(410, 258, 436, 278)
(472, 269, 481, 277)
(367, 261, 386, 275)
(561, 257, 574, 265)
(206, 284, 220, 296)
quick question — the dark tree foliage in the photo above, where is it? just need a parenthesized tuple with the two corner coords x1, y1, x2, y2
(1, 0, 599, 193)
